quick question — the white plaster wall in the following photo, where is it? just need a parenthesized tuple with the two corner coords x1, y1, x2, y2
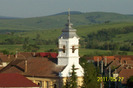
(67, 38, 79, 57)
(58, 58, 68, 66)
(58, 37, 80, 66)
(60, 63, 84, 77)
(58, 34, 84, 77)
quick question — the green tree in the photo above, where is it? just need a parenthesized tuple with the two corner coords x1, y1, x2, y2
(28, 44, 40, 52)
(127, 76, 133, 88)
(23, 37, 40, 52)
(63, 78, 71, 88)
(35, 33, 42, 45)
(23, 37, 29, 51)
(80, 57, 100, 88)
(0, 49, 10, 55)
(70, 65, 77, 88)
(63, 65, 77, 88)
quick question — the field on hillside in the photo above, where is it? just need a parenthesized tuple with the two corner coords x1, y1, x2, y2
(14, 22, 133, 41)
(0, 22, 133, 43)
(0, 45, 133, 56)
(0, 11, 133, 56)
(0, 12, 133, 31)
(0, 22, 133, 56)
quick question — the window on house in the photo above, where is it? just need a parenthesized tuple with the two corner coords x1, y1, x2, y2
(37, 81, 42, 87)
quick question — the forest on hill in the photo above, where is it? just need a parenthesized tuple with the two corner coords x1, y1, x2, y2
(0, 12, 133, 31)
(0, 22, 133, 56)
(0, 12, 133, 56)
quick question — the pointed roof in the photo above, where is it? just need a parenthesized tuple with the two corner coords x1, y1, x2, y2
(59, 9, 79, 39)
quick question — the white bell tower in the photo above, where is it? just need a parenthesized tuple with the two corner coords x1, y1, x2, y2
(57, 9, 83, 77)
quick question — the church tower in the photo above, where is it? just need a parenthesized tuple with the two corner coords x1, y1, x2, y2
(58, 9, 83, 77)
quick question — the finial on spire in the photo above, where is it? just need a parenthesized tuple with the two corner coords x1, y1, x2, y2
(65, 8, 73, 28)
(68, 8, 71, 24)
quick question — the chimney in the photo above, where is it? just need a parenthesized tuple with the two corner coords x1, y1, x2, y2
(32, 52, 36, 57)
(125, 60, 127, 64)
(120, 59, 122, 64)
(130, 66, 133, 69)
(15, 54, 18, 58)
(15, 51, 18, 58)
(25, 60, 28, 73)
(7, 55, 10, 59)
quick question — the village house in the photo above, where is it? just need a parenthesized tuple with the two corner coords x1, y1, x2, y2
(0, 53, 12, 69)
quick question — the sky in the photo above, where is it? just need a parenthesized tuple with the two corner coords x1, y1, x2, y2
(0, 0, 133, 18)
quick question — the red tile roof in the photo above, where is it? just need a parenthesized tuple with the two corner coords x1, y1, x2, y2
(87, 56, 133, 68)
(0, 67, 3, 70)
(38, 52, 58, 58)
(0, 73, 39, 87)
(93, 56, 115, 62)
(119, 68, 133, 84)
(90, 56, 133, 62)
(0, 55, 12, 62)
(0, 57, 65, 78)
(18, 52, 34, 58)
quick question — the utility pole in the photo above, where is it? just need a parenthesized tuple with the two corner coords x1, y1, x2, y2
(101, 60, 103, 74)
(97, 58, 99, 67)
(109, 66, 111, 88)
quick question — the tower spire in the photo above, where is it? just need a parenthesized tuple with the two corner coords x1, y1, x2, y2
(68, 8, 71, 24)
(66, 8, 73, 28)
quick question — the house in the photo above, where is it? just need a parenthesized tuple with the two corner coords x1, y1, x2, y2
(0, 57, 64, 88)
(0, 53, 12, 69)
(0, 52, 36, 70)
(0, 73, 39, 88)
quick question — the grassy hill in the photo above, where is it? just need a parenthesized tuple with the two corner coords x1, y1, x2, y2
(0, 22, 133, 43)
(0, 22, 133, 51)
(0, 12, 133, 56)
(12, 22, 133, 41)
(0, 12, 133, 32)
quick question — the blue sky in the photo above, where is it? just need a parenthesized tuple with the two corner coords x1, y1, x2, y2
(0, 0, 133, 18)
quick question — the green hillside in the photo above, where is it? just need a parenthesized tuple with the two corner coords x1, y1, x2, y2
(12, 22, 133, 41)
(0, 12, 133, 32)
(0, 22, 133, 55)
(0, 22, 133, 43)
(0, 12, 133, 56)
